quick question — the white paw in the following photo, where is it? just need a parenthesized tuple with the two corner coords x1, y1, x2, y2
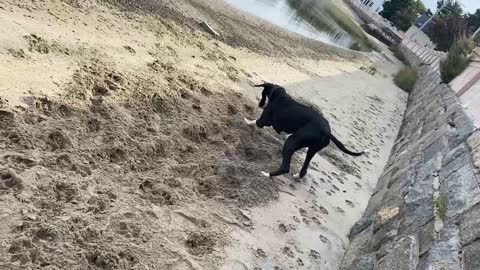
(261, 171, 270, 177)
(244, 117, 256, 125)
(293, 173, 300, 180)
(364, 149, 370, 153)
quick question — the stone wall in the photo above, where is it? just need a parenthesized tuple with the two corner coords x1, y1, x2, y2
(339, 62, 480, 269)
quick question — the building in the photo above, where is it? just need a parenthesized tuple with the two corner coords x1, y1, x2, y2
(359, 0, 385, 14)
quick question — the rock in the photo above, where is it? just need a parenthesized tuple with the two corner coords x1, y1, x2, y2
(374, 207, 400, 231)
(458, 202, 480, 246)
(369, 223, 398, 253)
(417, 240, 461, 270)
(341, 227, 373, 270)
(440, 165, 480, 221)
(467, 131, 480, 151)
(199, 21, 220, 36)
(463, 240, 480, 270)
(347, 254, 375, 270)
(349, 215, 374, 240)
(440, 145, 470, 180)
(22, 96, 35, 106)
(423, 139, 447, 163)
(417, 220, 435, 256)
(374, 236, 418, 270)
(398, 179, 434, 237)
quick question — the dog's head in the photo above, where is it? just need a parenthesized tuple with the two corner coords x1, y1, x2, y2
(254, 82, 283, 108)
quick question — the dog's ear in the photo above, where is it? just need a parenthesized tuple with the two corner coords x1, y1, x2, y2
(255, 82, 275, 108)
(254, 82, 271, 87)
(256, 83, 271, 108)
(259, 88, 267, 108)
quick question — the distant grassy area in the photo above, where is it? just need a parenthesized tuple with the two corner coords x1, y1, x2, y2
(440, 39, 475, 83)
(394, 66, 417, 92)
(286, 0, 377, 52)
(323, 5, 378, 52)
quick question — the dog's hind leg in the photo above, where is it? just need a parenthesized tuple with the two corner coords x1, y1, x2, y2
(262, 135, 302, 177)
(293, 146, 321, 180)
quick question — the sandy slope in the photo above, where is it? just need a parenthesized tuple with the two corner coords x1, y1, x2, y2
(0, 1, 406, 269)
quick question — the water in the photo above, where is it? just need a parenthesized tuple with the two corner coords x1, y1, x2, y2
(225, 0, 359, 49)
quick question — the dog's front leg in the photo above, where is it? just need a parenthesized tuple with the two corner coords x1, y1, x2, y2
(245, 105, 272, 128)
(244, 117, 257, 125)
(261, 135, 299, 178)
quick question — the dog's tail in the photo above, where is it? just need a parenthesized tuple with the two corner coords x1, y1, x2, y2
(328, 134, 367, 156)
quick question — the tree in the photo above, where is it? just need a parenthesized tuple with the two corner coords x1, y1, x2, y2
(425, 1, 477, 51)
(468, 9, 480, 43)
(468, 9, 480, 30)
(429, 16, 470, 51)
(437, 0, 463, 17)
(382, 0, 426, 31)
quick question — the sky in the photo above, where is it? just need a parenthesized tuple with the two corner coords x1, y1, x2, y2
(422, 0, 479, 13)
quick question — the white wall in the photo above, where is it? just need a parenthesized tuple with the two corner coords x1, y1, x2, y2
(405, 25, 435, 49)
(358, 0, 385, 14)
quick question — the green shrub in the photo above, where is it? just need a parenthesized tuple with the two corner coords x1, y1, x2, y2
(394, 66, 417, 92)
(434, 195, 448, 221)
(440, 39, 475, 83)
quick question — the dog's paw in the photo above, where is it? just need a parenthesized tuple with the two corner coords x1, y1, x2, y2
(364, 149, 370, 154)
(244, 117, 256, 125)
(261, 171, 270, 177)
(292, 173, 301, 180)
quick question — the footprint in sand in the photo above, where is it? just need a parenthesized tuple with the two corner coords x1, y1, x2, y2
(310, 250, 321, 260)
(312, 217, 322, 225)
(319, 206, 329, 215)
(299, 208, 307, 217)
(279, 223, 289, 233)
(302, 218, 310, 225)
(336, 207, 345, 214)
(345, 200, 355, 208)
(319, 234, 330, 244)
(355, 182, 362, 188)
(326, 191, 332, 196)
(292, 216, 301, 223)
(297, 258, 305, 266)
(289, 184, 296, 191)
(256, 248, 267, 258)
(281, 247, 295, 258)
(333, 185, 340, 191)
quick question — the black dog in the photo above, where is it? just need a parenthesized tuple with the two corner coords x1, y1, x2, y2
(244, 83, 367, 179)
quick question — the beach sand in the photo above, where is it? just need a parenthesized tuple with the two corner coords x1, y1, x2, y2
(0, 0, 406, 269)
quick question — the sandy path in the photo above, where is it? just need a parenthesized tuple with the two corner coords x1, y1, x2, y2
(0, 1, 406, 269)
(223, 58, 406, 269)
